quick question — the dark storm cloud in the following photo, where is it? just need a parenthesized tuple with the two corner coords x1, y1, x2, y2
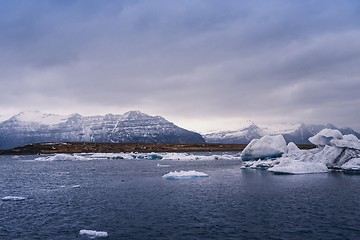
(1, 0, 360, 131)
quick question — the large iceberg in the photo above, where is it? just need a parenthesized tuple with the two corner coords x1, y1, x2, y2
(240, 129, 360, 174)
(241, 135, 287, 161)
(267, 129, 360, 174)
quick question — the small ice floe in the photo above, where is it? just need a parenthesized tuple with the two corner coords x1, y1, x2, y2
(241, 159, 279, 170)
(162, 170, 209, 180)
(2, 196, 26, 201)
(157, 163, 170, 167)
(79, 229, 108, 238)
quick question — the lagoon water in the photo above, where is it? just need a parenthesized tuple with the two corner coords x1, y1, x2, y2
(1, 154, 360, 239)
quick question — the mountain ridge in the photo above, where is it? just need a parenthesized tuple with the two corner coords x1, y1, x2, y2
(0, 111, 205, 150)
(204, 122, 360, 144)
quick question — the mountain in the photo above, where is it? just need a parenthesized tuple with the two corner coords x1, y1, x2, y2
(203, 124, 265, 144)
(203, 122, 360, 144)
(0, 111, 205, 150)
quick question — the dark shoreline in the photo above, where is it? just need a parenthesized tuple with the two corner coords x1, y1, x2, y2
(0, 142, 315, 155)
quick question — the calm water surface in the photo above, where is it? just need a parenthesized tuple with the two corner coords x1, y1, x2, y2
(0, 155, 360, 239)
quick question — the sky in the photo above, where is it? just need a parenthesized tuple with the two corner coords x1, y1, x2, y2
(1, 0, 360, 133)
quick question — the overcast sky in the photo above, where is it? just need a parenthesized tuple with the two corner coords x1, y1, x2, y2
(1, 0, 360, 132)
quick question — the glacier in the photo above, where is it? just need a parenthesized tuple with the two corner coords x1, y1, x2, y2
(242, 129, 360, 174)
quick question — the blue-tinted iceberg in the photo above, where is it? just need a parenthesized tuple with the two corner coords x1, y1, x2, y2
(241, 135, 287, 161)
(162, 170, 209, 180)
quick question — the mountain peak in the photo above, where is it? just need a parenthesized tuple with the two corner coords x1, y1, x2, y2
(123, 110, 149, 119)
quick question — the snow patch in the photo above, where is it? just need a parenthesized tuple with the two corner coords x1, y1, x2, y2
(12, 111, 69, 125)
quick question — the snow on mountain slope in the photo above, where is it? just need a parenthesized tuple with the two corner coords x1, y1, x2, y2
(204, 122, 360, 144)
(10, 111, 69, 125)
(0, 111, 205, 150)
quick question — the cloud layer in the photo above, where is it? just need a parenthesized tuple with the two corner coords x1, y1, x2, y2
(1, 0, 360, 132)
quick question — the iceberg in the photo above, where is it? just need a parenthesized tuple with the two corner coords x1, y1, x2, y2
(241, 135, 287, 161)
(79, 229, 108, 238)
(162, 170, 209, 180)
(331, 134, 360, 150)
(35, 154, 87, 161)
(308, 129, 343, 146)
(341, 158, 360, 170)
(266, 129, 360, 174)
(2, 196, 26, 201)
(268, 157, 329, 174)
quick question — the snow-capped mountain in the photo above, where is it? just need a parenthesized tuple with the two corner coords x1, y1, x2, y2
(203, 122, 360, 144)
(0, 111, 205, 150)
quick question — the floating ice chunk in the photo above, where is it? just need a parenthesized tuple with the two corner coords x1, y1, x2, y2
(242, 159, 279, 169)
(308, 129, 343, 146)
(157, 163, 170, 167)
(162, 170, 209, 180)
(2, 196, 26, 201)
(268, 158, 329, 174)
(241, 135, 287, 161)
(79, 229, 108, 238)
(287, 142, 300, 152)
(341, 158, 360, 170)
(331, 134, 360, 150)
(35, 154, 87, 161)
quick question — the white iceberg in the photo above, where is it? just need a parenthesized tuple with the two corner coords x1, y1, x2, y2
(266, 129, 360, 174)
(241, 135, 287, 161)
(79, 229, 108, 238)
(268, 157, 329, 174)
(341, 158, 360, 170)
(287, 142, 300, 152)
(308, 129, 343, 146)
(2, 196, 26, 201)
(162, 170, 209, 180)
(331, 134, 360, 150)
(241, 159, 279, 169)
(157, 163, 170, 167)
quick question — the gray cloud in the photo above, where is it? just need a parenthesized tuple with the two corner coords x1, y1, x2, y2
(1, 0, 360, 132)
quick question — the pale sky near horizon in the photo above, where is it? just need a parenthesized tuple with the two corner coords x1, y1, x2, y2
(1, 0, 360, 132)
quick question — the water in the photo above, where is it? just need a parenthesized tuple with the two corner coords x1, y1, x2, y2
(1, 155, 360, 239)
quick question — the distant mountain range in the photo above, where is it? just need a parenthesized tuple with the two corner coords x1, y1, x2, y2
(1, 110, 359, 150)
(0, 111, 205, 150)
(204, 122, 360, 144)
